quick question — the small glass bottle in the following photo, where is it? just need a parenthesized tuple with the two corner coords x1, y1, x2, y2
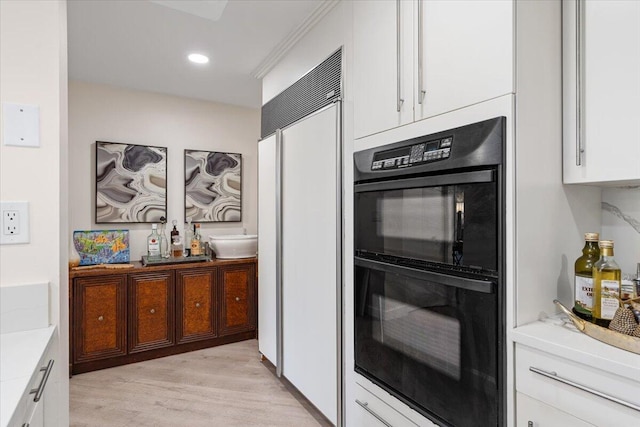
(147, 224, 161, 260)
(184, 217, 194, 257)
(191, 223, 202, 256)
(171, 235, 184, 258)
(573, 232, 600, 321)
(170, 220, 180, 241)
(159, 217, 169, 258)
(592, 240, 621, 328)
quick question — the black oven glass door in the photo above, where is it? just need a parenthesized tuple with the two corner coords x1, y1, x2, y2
(354, 260, 498, 427)
(355, 169, 498, 274)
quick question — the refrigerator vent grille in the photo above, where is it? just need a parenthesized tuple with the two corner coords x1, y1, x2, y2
(261, 48, 341, 138)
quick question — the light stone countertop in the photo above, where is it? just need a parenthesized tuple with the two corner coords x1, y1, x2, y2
(0, 326, 55, 427)
(509, 316, 640, 381)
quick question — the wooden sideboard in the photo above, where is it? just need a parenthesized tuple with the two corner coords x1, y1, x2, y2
(69, 258, 257, 375)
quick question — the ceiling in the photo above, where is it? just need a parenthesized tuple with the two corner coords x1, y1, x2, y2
(67, 0, 331, 109)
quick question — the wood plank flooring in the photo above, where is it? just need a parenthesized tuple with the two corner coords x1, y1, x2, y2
(70, 339, 332, 426)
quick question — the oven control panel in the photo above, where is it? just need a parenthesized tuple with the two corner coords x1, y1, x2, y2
(371, 136, 453, 170)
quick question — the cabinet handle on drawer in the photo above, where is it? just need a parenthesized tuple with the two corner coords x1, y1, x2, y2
(150, 308, 156, 314)
(355, 399, 393, 427)
(235, 297, 240, 302)
(195, 302, 201, 308)
(30, 359, 54, 402)
(98, 315, 104, 321)
(529, 366, 640, 412)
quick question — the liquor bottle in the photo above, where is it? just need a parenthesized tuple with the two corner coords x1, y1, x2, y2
(573, 232, 600, 321)
(171, 235, 184, 258)
(592, 240, 621, 328)
(184, 217, 194, 257)
(159, 217, 169, 258)
(147, 224, 161, 260)
(191, 223, 202, 256)
(170, 220, 180, 240)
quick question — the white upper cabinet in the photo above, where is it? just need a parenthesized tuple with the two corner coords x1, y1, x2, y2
(353, 0, 513, 140)
(563, 0, 640, 184)
(416, 0, 513, 121)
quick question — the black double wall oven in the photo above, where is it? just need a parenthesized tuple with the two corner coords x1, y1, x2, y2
(354, 117, 506, 427)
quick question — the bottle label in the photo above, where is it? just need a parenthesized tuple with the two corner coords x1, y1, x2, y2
(600, 279, 620, 320)
(574, 276, 594, 311)
(191, 240, 200, 256)
(148, 239, 160, 256)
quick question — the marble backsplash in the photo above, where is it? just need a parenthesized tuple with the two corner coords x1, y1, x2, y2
(601, 186, 640, 276)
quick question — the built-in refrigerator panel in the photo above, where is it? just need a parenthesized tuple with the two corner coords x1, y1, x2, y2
(281, 104, 338, 425)
(258, 134, 277, 365)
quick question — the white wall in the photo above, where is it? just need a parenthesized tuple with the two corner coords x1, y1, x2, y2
(0, 1, 69, 425)
(68, 81, 260, 259)
(602, 186, 640, 275)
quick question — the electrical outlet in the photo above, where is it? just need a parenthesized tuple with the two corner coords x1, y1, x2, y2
(3, 210, 19, 235)
(0, 201, 29, 244)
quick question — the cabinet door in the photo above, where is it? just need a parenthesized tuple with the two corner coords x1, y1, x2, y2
(516, 393, 594, 427)
(563, 0, 640, 184)
(219, 263, 256, 336)
(176, 268, 217, 344)
(353, 0, 413, 139)
(416, 0, 513, 121)
(128, 271, 175, 352)
(73, 275, 127, 363)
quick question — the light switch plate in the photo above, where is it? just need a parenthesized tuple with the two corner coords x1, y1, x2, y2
(0, 201, 29, 244)
(2, 103, 40, 147)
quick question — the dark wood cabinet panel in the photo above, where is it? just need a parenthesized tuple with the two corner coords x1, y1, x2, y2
(176, 268, 217, 344)
(219, 263, 256, 336)
(128, 271, 175, 353)
(73, 275, 127, 364)
(70, 258, 256, 374)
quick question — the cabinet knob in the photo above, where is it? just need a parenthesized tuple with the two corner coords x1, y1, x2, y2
(235, 297, 240, 302)
(195, 302, 201, 308)
(528, 422, 533, 427)
(150, 308, 156, 314)
(98, 315, 104, 321)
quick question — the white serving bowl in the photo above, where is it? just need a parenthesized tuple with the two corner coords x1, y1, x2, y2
(209, 234, 257, 259)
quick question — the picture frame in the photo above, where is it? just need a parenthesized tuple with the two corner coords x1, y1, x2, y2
(95, 141, 167, 223)
(184, 150, 242, 222)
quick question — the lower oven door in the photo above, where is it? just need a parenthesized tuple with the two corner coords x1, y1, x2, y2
(354, 257, 500, 427)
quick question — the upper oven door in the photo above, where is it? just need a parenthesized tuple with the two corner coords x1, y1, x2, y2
(354, 169, 498, 275)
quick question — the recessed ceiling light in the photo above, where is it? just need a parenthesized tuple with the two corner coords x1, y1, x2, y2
(188, 53, 209, 64)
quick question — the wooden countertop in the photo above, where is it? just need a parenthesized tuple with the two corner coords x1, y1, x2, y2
(69, 257, 257, 279)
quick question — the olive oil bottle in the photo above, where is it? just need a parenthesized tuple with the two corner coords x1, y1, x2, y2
(592, 240, 621, 328)
(573, 232, 600, 321)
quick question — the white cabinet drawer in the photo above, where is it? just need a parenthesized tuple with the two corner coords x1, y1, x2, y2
(515, 344, 639, 426)
(516, 392, 595, 427)
(354, 384, 418, 427)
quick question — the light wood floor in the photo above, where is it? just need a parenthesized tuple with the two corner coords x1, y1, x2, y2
(70, 339, 332, 426)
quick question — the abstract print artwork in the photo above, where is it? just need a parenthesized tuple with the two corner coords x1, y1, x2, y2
(185, 150, 241, 222)
(96, 141, 167, 223)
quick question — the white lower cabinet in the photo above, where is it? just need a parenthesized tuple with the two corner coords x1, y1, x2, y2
(14, 343, 56, 427)
(353, 384, 420, 427)
(515, 344, 639, 427)
(517, 393, 594, 427)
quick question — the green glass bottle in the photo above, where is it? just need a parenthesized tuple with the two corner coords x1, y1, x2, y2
(573, 232, 600, 321)
(592, 240, 621, 328)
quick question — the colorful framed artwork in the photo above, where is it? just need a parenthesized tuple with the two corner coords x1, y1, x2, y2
(184, 150, 242, 222)
(96, 141, 167, 223)
(73, 230, 130, 265)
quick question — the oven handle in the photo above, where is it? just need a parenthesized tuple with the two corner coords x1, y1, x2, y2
(354, 170, 494, 193)
(354, 256, 495, 294)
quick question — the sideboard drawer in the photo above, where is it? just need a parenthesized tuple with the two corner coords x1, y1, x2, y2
(515, 343, 639, 425)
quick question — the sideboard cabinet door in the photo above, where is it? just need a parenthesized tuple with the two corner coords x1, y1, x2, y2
(73, 275, 127, 364)
(219, 263, 256, 336)
(176, 268, 217, 344)
(128, 271, 175, 353)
